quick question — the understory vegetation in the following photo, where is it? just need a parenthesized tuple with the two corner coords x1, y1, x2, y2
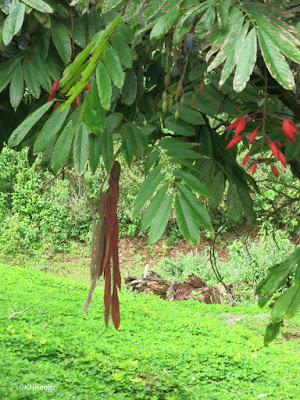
(0, 146, 298, 303)
(1, 264, 299, 400)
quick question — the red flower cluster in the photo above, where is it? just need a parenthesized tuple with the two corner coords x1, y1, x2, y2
(225, 115, 299, 178)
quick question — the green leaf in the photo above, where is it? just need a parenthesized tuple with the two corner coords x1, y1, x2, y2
(9, 63, 24, 110)
(164, 115, 195, 137)
(175, 194, 200, 244)
(33, 105, 70, 153)
(100, 129, 113, 173)
(32, 51, 52, 92)
(219, 22, 249, 87)
(233, 28, 257, 92)
(150, 9, 180, 41)
(257, 29, 295, 91)
(111, 35, 132, 68)
(23, 58, 41, 99)
(195, 6, 215, 39)
(285, 283, 300, 319)
(0, 56, 23, 92)
(96, 63, 112, 111)
(159, 138, 202, 159)
(207, 13, 244, 72)
(121, 126, 135, 165)
(148, 195, 173, 244)
(141, 184, 169, 232)
(263, 249, 300, 297)
(51, 18, 71, 64)
(173, 7, 199, 46)
(237, 184, 256, 226)
(104, 47, 125, 89)
(171, 103, 205, 125)
(8, 101, 54, 147)
(176, 182, 211, 231)
(102, 0, 123, 13)
(144, 149, 159, 175)
(117, 23, 134, 44)
(89, 134, 102, 174)
(52, 122, 74, 173)
(272, 285, 299, 322)
(122, 69, 137, 106)
(227, 183, 243, 225)
(209, 171, 225, 210)
(133, 165, 164, 218)
(2, 2, 25, 46)
(173, 170, 211, 198)
(73, 122, 89, 175)
(264, 321, 282, 345)
(131, 125, 148, 156)
(143, 0, 164, 19)
(21, 0, 53, 13)
(245, 5, 300, 64)
(217, 0, 232, 30)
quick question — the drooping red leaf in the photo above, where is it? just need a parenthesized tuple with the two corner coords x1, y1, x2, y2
(104, 265, 111, 327)
(112, 246, 121, 289)
(111, 285, 120, 330)
(279, 152, 287, 168)
(76, 96, 80, 106)
(251, 162, 257, 175)
(269, 142, 278, 161)
(226, 136, 243, 149)
(51, 79, 59, 95)
(275, 141, 282, 149)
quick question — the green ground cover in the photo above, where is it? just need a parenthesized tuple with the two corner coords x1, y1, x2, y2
(0, 264, 299, 400)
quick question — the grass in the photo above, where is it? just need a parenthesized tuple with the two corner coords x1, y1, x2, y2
(1, 264, 299, 400)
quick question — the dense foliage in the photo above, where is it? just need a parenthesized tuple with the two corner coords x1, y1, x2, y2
(1, 0, 299, 338)
(1, 264, 299, 399)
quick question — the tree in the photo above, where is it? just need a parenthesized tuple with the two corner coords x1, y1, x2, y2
(1, 0, 299, 342)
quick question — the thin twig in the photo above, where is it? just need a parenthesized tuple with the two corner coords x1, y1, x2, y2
(8, 306, 48, 319)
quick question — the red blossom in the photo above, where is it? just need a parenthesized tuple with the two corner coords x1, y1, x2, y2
(47, 94, 55, 102)
(271, 165, 279, 178)
(242, 152, 250, 166)
(249, 127, 258, 144)
(51, 80, 59, 95)
(225, 117, 247, 136)
(76, 96, 80, 106)
(53, 102, 60, 111)
(226, 136, 243, 149)
(279, 152, 287, 168)
(282, 119, 297, 143)
(251, 163, 257, 175)
(269, 142, 278, 161)
(86, 82, 91, 94)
